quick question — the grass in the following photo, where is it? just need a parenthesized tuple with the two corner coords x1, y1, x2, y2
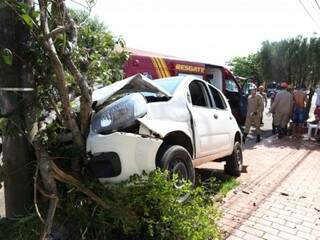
(196, 169, 240, 201)
(218, 177, 240, 197)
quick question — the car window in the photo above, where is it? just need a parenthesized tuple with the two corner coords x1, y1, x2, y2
(189, 81, 210, 107)
(225, 79, 239, 93)
(208, 85, 227, 110)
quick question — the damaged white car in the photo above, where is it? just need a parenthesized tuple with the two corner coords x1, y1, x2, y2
(86, 74, 243, 184)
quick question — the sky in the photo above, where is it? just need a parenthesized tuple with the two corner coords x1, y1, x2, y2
(69, 0, 320, 65)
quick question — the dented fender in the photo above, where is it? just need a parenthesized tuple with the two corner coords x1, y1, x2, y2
(138, 118, 193, 141)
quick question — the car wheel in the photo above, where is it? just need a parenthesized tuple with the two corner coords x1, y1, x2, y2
(224, 142, 243, 177)
(157, 144, 195, 187)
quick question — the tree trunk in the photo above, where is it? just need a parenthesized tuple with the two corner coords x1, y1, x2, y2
(0, 0, 35, 217)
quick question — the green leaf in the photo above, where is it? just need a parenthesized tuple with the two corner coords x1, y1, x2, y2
(1, 48, 13, 65)
(31, 10, 40, 19)
(16, 2, 30, 14)
(21, 14, 33, 28)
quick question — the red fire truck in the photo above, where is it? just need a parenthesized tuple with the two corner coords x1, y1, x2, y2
(123, 49, 247, 125)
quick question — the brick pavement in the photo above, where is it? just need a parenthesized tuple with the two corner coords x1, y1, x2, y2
(218, 137, 320, 240)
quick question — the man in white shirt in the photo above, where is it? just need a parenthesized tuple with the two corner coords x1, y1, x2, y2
(316, 86, 320, 107)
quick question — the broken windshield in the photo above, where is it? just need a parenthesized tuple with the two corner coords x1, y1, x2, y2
(152, 77, 183, 94)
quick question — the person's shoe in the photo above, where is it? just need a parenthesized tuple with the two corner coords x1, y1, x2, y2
(242, 133, 248, 144)
(256, 135, 261, 143)
(278, 129, 284, 139)
(272, 124, 277, 134)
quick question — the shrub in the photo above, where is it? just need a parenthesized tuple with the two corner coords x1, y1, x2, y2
(0, 169, 222, 240)
(0, 214, 40, 240)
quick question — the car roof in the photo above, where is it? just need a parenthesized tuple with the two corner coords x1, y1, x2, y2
(153, 75, 221, 94)
(154, 75, 212, 85)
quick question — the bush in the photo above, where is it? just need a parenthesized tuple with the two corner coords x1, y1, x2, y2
(0, 214, 40, 240)
(0, 169, 222, 240)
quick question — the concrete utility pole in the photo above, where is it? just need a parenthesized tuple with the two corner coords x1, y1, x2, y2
(0, 0, 35, 217)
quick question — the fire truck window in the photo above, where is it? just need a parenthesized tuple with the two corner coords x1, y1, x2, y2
(189, 81, 210, 107)
(208, 85, 227, 110)
(226, 79, 239, 93)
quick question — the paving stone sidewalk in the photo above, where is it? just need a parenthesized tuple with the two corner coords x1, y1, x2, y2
(218, 137, 320, 240)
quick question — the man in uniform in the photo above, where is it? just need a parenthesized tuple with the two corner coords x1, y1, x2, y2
(243, 86, 264, 143)
(269, 82, 293, 139)
(258, 85, 268, 125)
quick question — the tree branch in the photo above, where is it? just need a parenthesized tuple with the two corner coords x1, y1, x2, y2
(33, 164, 45, 224)
(43, 24, 72, 40)
(56, 0, 93, 137)
(39, 0, 84, 148)
(52, 162, 109, 210)
(65, 58, 92, 136)
(34, 139, 59, 240)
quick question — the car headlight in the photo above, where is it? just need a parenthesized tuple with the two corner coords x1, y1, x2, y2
(91, 93, 147, 134)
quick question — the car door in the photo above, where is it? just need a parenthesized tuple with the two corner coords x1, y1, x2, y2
(187, 80, 227, 158)
(207, 84, 233, 152)
(224, 77, 247, 126)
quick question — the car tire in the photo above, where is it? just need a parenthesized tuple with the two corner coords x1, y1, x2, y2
(224, 142, 243, 177)
(157, 144, 195, 186)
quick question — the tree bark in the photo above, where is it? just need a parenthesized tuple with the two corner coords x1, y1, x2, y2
(0, 0, 35, 217)
(34, 139, 58, 240)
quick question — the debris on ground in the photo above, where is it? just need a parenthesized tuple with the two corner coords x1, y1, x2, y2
(280, 192, 289, 196)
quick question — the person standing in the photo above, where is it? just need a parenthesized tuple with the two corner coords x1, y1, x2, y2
(270, 88, 278, 106)
(269, 82, 293, 139)
(243, 86, 264, 143)
(316, 85, 320, 108)
(315, 86, 320, 140)
(292, 84, 308, 137)
(270, 87, 278, 134)
(258, 85, 268, 125)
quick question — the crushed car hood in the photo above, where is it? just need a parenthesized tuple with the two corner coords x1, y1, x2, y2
(92, 74, 172, 107)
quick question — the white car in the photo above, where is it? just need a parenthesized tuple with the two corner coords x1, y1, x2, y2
(86, 74, 243, 184)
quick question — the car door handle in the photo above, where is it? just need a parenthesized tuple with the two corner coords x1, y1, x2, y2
(213, 114, 218, 119)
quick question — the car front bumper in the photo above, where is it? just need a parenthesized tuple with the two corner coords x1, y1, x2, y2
(86, 132, 163, 183)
